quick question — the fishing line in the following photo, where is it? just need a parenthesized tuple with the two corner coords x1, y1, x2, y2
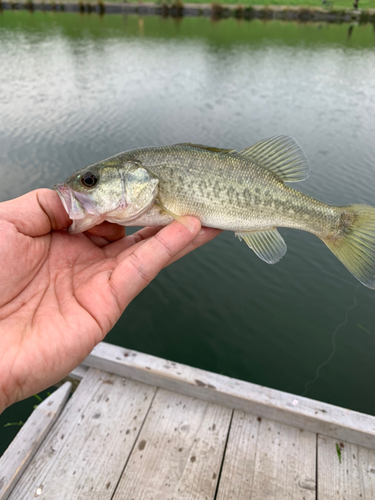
(301, 283, 360, 397)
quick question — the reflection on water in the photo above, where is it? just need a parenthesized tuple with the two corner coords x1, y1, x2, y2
(1, 13, 375, 425)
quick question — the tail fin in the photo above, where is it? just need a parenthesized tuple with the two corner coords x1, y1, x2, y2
(322, 205, 375, 289)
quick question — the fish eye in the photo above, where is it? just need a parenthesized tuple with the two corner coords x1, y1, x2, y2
(80, 171, 98, 188)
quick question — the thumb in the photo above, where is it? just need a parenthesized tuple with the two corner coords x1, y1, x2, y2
(0, 189, 71, 236)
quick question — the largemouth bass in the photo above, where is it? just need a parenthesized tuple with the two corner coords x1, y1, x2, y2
(54, 135, 375, 289)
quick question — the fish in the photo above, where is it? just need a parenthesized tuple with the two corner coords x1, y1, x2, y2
(54, 135, 375, 289)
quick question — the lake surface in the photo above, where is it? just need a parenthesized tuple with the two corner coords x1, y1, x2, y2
(1, 11, 375, 452)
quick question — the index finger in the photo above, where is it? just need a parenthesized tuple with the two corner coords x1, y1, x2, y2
(85, 221, 126, 242)
(109, 216, 201, 308)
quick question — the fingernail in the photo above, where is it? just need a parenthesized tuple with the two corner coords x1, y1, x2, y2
(199, 229, 205, 235)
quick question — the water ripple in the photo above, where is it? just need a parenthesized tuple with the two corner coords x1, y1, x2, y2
(1, 13, 375, 415)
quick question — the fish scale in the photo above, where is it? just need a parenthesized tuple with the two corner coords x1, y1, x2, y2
(137, 145, 336, 234)
(55, 135, 375, 289)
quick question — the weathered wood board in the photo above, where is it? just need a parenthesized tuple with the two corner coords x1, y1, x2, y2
(215, 411, 260, 500)
(5, 341, 375, 500)
(250, 418, 316, 499)
(82, 342, 375, 449)
(0, 382, 71, 500)
(112, 388, 232, 500)
(317, 434, 375, 499)
(54, 366, 89, 393)
(216, 412, 316, 500)
(8, 369, 156, 500)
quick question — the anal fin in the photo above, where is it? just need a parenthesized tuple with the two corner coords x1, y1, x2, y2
(235, 228, 287, 264)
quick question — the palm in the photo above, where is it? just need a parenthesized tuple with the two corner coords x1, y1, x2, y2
(1, 231, 110, 399)
(0, 189, 220, 411)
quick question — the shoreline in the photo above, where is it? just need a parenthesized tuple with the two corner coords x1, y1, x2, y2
(1, 0, 375, 23)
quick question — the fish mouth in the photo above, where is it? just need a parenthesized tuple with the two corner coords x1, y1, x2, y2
(54, 183, 86, 220)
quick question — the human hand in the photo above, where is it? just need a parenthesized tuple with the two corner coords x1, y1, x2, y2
(0, 189, 221, 412)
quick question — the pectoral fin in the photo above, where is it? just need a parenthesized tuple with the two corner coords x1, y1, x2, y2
(235, 229, 287, 264)
(154, 200, 194, 230)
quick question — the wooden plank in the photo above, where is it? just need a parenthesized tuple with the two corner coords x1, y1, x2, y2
(81, 342, 375, 449)
(216, 413, 316, 500)
(317, 434, 375, 499)
(8, 368, 156, 500)
(54, 366, 89, 392)
(68, 365, 89, 381)
(215, 411, 260, 500)
(112, 388, 232, 500)
(251, 418, 316, 499)
(0, 382, 71, 500)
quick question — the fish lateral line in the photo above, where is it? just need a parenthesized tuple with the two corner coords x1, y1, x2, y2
(54, 136, 375, 289)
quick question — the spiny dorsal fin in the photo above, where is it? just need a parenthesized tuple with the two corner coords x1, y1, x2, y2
(238, 135, 310, 183)
(177, 143, 237, 155)
(235, 228, 287, 264)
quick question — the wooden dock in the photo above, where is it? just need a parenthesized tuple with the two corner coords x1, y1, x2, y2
(1, 341, 375, 499)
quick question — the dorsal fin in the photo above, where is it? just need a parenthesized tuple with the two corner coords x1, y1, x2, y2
(176, 143, 237, 155)
(237, 135, 310, 183)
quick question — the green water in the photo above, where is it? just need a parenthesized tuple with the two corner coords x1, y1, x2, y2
(1, 12, 375, 456)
